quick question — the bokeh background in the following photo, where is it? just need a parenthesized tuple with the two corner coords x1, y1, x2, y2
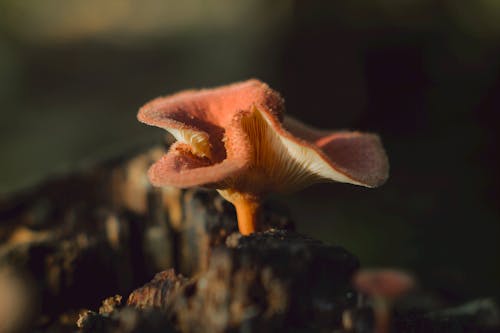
(0, 0, 499, 302)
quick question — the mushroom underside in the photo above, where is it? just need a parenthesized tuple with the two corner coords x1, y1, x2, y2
(148, 107, 388, 193)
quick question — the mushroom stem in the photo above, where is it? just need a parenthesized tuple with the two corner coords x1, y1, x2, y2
(218, 190, 262, 235)
(233, 196, 261, 235)
(373, 297, 390, 333)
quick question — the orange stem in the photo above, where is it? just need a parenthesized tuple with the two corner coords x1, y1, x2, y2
(374, 298, 391, 333)
(233, 196, 261, 235)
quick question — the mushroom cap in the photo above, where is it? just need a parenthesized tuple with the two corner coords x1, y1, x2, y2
(353, 269, 415, 300)
(137, 79, 389, 192)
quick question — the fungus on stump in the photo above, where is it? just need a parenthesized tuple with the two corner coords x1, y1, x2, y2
(353, 269, 415, 333)
(137, 79, 389, 235)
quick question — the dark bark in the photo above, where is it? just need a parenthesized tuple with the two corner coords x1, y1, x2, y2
(169, 229, 359, 333)
(0, 145, 498, 333)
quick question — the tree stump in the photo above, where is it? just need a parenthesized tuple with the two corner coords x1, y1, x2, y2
(0, 145, 498, 333)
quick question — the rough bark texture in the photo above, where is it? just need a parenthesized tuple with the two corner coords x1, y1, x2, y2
(0, 146, 295, 332)
(169, 230, 359, 333)
(0, 147, 173, 332)
(0, 146, 498, 333)
(127, 269, 187, 311)
(81, 229, 359, 333)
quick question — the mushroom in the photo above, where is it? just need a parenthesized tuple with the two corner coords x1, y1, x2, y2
(353, 269, 415, 333)
(137, 79, 389, 235)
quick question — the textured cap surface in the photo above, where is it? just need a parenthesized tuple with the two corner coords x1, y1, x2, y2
(138, 79, 389, 191)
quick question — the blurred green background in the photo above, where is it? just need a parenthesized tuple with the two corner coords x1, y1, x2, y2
(0, 0, 499, 302)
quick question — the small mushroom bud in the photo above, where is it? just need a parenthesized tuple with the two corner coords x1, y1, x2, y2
(138, 79, 389, 235)
(353, 269, 415, 333)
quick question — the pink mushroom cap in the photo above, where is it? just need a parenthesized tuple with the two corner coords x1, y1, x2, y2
(353, 269, 416, 300)
(137, 79, 389, 193)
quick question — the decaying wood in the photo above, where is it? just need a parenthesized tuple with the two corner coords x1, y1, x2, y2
(169, 230, 359, 333)
(177, 190, 294, 276)
(77, 307, 176, 333)
(0, 145, 295, 332)
(0, 147, 172, 331)
(127, 269, 187, 311)
(78, 229, 359, 333)
(0, 145, 498, 333)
